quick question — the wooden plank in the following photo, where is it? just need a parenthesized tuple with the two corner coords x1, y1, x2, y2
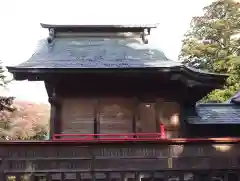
(137, 102, 156, 134)
(61, 98, 95, 134)
(99, 98, 134, 135)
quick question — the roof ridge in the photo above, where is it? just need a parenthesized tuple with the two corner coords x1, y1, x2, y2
(40, 23, 159, 29)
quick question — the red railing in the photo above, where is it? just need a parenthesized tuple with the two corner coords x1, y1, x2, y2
(53, 132, 166, 141)
(54, 124, 167, 141)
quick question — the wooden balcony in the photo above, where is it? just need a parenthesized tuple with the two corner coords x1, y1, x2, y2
(1, 138, 240, 181)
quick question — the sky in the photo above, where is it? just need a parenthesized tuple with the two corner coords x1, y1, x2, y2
(0, 0, 213, 103)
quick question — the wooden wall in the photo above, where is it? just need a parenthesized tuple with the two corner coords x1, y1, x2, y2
(157, 101, 181, 138)
(98, 98, 134, 135)
(60, 97, 181, 138)
(61, 98, 96, 134)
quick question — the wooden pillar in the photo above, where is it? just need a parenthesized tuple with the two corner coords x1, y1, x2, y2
(179, 103, 195, 138)
(132, 97, 139, 135)
(49, 99, 56, 139)
(48, 88, 62, 140)
(55, 96, 62, 139)
(94, 100, 100, 137)
(155, 99, 161, 133)
(45, 80, 62, 140)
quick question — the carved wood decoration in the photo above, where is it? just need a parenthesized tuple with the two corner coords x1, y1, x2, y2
(47, 28, 55, 44)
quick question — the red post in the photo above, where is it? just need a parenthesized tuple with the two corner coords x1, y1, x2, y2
(160, 124, 166, 139)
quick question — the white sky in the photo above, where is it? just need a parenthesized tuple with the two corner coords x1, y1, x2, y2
(0, 0, 212, 103)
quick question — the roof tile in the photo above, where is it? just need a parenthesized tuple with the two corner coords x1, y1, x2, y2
(187, 104, 240, 124)
(231, 91, 240, 104)
(14, 37, 181, 69)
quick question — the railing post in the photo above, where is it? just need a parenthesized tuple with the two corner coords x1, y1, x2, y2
(160, 123, 166, 138)
(47, 173, 52, 181)
(179, 172, 184, 181)
(150, 172, 155, 181)
(0, 172, 4, 181)
(193, 172, 200, 181)
(76, 173, 81, 181)
(136, 172, 141, 181)
(0, 172, 4, 180)
(106, 172, 111, 181)
(15, 174, 21, 181)
(0, 159, 5, 181)
(90, 145, 96, 181)
(121, 172, 127, 181)
(60, 172, 64, 181)
(224, 172, 229, 181)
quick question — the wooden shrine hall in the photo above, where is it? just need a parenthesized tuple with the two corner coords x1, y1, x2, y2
(7, 23, 240, 140)
(3, 23, 240, 181)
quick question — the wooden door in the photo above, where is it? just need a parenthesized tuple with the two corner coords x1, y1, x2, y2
(137, 103, 157, 133)
(61, 98, 95, 134)
(99, 98, 134, 136)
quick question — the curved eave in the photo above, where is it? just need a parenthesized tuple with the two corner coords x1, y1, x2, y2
(227, 91, 240, 104)
(184, 65, 228, 78)
(7, 66, 181, 74)
(182, 65, 228, 85)
(7, 65, 228, 86)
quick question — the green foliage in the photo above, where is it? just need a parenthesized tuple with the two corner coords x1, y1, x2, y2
(179, 0, 240, 102)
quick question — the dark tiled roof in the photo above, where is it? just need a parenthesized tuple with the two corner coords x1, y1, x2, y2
(187, 104, 240, 124)
(6, 24, 228, 84)
(12, 37, 181, 69)
(230, 91, 240, 104)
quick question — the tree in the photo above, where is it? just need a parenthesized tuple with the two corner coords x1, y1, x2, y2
(0, 60, 16, 139)
(0, 60, 15, 132)
(0, 60, 14, 109)
(179, 0, 240, 102)
(0, 61, 49, 140)
(0, 101, 49, 140)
